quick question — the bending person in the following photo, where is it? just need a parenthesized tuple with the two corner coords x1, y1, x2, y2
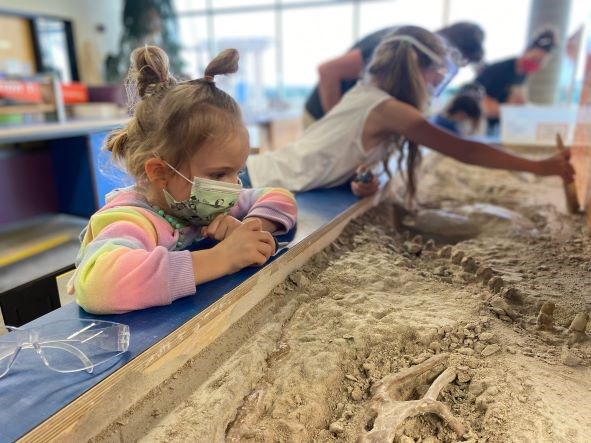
(303, 22, 485, 128)
(244, 26, 572, 201)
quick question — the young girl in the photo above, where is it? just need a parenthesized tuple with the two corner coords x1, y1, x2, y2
(72, 46, 297, 314)
(245, 26, 573, 199)
(431, 84, 483, 136)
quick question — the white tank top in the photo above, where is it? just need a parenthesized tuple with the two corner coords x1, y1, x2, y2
(246, 82, 395, 192)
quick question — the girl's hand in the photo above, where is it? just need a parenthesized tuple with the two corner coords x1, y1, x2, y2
(351, 173, 379, 197)
(216, 218, 276, 273)
(536, 151, 575, 183)
(201, 214, 243, 241)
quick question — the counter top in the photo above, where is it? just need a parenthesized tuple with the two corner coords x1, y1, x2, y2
(0, 117, 129, 144)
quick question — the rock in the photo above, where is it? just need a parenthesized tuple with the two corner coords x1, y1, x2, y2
(457, 366, 472, 383)
(461, 256, 478, 273)
(488, 276, 504, 293)
(350, 387, 363, 401)
(411, 234, 424, 244)
(485, 386, 499, 396)
(458, 347, 475, 356)
(474, 342, 486, 354)
(433, 266, 449, 277)
(329, 421, 345, 434)
(438, 245, 452, 258)
(469, 380, 487, 397)
(481, 344, 501, 357)
(429, 341, 442, 353)
(569, 313, 589, 333)
(451, 250, 465, 264)
(479, 332, 495, 343)
(399, 436, 414, 443)
(490, 297, 518, 320)
(561, 349, 583, 367)
(423, 437, 439, 443)
(290, 272, 310, 288)
(274, 286, 286, 295)
(506, 346, 517, 355)
(537, 301, 555, 330)
(476, 266, 494, 283)
(424, 239, 436, 250)
(404, 241, 422, 255)
(502, 287, 523, 303)
(344, 374, 358, 382)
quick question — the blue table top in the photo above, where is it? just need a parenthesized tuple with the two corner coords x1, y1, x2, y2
(0, 186, 360, 442)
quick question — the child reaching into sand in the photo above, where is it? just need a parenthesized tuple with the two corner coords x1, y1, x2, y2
(71, 46, 297, 314)
(244, 26, 573, 199)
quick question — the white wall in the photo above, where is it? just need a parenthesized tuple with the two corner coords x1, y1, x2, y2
(0, 0, 123, 84)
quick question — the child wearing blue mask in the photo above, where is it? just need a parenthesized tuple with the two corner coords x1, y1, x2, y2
(71, 46, 297, 314)
(431, 84, 483, 136)
(245, 26, 572, 200)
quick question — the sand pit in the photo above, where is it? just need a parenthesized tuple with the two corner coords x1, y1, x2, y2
(96, 154, 591, 443)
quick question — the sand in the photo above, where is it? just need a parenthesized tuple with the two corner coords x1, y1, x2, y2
(96, 154, 591, 443)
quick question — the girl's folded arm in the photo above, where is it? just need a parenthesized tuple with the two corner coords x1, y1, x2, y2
(75, 214, 195, 314)
(230, 187, 297, 234)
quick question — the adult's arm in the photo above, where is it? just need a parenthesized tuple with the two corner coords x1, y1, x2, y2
(317, 49, 365, 114)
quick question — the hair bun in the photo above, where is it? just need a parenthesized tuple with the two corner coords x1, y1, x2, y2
(204, 48, 239, 79)
(129, 45, 176, 98)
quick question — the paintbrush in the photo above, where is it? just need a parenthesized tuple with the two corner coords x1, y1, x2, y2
(556, 133, 579, 213)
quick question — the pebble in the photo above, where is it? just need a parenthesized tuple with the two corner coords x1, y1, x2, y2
(411, 234, 424, 244)
(485, 386, 499, 396)
(429, 341, 442, 353)
(274, 286, 286, 295)
(451, 250, 465, 264)
(399, 436, 414, 443)
(329, 421, 345, 434)
(488, 276, 504, 293)
(479, 332, 495, 343)
(457, 366, 472, 383)
(458, 347, 475, 356)
(290, 273, 310, 288)
(469, 380, 487, 397)
(424, 239, 436, 250)
(433, 266, 449, 277)
(569, 313, 589, 333)
(438, 245, 452, 258)
(342, 334, 354, 340)
(502, 287, 523, 302)
(350, 387, 363, 401)
(344, 374, 357, 382)
(474, 342, 486, 354)
(561, 349, 583, 367)
(476, 266, 494, 283)
(404, 241, 422, 255)
(481, 344, 501, 357)
(461, 256, 478, 273)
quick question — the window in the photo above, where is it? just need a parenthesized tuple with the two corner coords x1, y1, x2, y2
(282, 4, 354, 105)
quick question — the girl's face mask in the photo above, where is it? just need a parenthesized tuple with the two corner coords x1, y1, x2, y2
(162, 161, 242, 226)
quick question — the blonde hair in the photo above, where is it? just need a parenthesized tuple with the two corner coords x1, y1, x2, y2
(366, 25, 446, 200)
(106, 46, 242, 187)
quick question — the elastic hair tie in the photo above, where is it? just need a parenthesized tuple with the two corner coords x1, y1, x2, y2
(203, 75, 215, 83)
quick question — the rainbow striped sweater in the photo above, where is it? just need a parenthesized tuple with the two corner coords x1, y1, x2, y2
(73, 186, 297, 314)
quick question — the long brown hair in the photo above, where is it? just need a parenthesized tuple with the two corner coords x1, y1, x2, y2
(367, 25, 446, 201)
(106, 45, 242, 188)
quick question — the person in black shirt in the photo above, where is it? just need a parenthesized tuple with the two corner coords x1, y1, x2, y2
(303, 22, 485, 128)
(476, 28, 556, 133)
